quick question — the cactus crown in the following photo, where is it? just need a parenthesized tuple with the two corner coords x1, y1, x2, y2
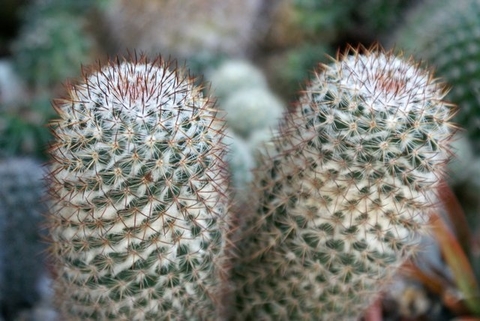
(47, 55, 228, 320)
(231, 46, 456, 320)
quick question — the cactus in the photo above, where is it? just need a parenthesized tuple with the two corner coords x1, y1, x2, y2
(46, 55, 229, 320)
(448, 132, 475, 186)
(222, 88, 284, 141)
(230, 46, 455, 320)
(0, 157, 48, 320)
(208, 60, 269, 103)
(222, 130, 256, 201)
(210, 61, 285, 200)
(392, 0, 480, 152)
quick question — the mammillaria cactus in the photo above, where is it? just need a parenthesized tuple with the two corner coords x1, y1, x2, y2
(46, 55, 229, 320)
(230, 46, 456, 320)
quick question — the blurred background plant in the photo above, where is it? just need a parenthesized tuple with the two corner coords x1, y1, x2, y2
(1, 0, 97, 159)
(2, 0, 480, 320)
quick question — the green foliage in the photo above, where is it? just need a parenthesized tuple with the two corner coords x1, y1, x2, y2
(0, 103, 51, 158)
(230, 47, 455, 320)
(267, 43, 333, 100)
(223, 130, 256, 195)
(47, 56, 229, 320)
(356, 0, 416, 35)
(292, 0, 355, 40)
(2, 0, 97, 160)
(292, 0, 414, 41)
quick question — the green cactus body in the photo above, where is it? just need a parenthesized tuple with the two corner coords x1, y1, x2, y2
(47, 56, 229, 320)
(231, 48, 455, 320)
(392, 0, 480, 151)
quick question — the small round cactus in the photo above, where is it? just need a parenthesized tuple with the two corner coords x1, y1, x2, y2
(47, 55, 229, 320)
(222, 88, 284, 140)
(208, 60, 268, 103)
(231, 46, 456, 320)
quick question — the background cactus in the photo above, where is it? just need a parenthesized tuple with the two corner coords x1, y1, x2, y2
(47, 56, 229, 320)
(208, 60, 285, 199)
(262, 0, 419, 102)
(221, 88, 283, 141)
(391, 0, 480, 153)
(230, 47, 455, 320)
(208, 60, 269, 103)
(0, 157, 48, 320)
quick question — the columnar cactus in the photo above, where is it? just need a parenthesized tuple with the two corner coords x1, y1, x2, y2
(47, 56, 229, 320)
(231, 46, 456, 320)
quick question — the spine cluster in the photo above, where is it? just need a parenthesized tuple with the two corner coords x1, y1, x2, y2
(47, 56, 228, 320)
(230, 47, 455, 320)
